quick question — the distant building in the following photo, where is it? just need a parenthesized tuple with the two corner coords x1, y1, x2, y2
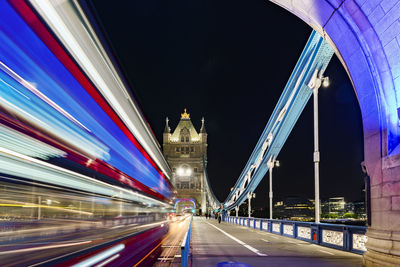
(353, 201, 367, 219)
(328, 197, 346, 216)
(323, 197, 366, 219)
(163, 109, 207, 214)
(275, 196, 366, 221)
(273, 197, 314, 220)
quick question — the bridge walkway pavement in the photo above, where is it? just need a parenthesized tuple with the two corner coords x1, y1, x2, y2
(190, 216, 363, 267)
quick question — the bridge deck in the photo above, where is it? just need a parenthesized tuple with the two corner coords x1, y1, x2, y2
(191, 217, 363, 267)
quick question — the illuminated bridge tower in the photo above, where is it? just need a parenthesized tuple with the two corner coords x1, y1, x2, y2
(163, 109, 207, 215)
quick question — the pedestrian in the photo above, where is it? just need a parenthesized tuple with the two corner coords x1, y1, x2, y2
(218, 213, 221, 224)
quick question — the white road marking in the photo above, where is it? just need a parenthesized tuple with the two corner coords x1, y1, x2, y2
(206, 222, 267, 256)
(261, 239, 270, 243)
(270, 236, 279, 239)
(318, 249, 335, 255)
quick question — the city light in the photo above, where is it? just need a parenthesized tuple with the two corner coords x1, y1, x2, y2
(177, 167, 184, 176)
(176, 167, 191, 176)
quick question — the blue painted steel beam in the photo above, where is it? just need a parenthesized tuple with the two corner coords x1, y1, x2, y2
(223, 31, 334, 210)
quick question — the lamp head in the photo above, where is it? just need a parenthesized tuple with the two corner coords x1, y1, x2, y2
(322, 77, 330, 88)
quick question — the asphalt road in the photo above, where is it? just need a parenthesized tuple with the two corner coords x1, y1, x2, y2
(0, 219, 166, 266)
(155, 215, 191, 266)
(191, 217, 363, 267)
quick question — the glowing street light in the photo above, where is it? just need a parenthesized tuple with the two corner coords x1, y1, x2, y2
(247, 192, 256, 218)
(308, 69, 330, 223)
(267, 157, 279, 220)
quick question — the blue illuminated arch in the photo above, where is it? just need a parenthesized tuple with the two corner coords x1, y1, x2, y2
(174, 198, 196, 210)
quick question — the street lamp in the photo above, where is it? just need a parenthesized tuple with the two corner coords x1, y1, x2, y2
(247, 192, 256, 218)
(308, 69, 329, 223)
(267, 157, 279, 220)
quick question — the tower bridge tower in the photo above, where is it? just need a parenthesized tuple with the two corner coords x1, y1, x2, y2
(163, 109, 207, 214)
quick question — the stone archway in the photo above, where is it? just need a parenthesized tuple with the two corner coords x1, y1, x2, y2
(269, 1, 400, 265)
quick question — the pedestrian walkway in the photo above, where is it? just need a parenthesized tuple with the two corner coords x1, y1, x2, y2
(191, 217, 363, 267)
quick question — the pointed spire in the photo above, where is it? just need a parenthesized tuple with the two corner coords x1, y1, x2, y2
(200, 117, 206, 133)
(181, 108, 190, 119)
(164, 117, 170, 133)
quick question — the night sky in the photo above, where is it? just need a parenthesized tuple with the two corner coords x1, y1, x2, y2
(87, 0, 365, 207)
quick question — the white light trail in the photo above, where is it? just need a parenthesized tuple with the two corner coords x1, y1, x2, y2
(72, 244, 124, 267)
(0, 60, 89, 132)
(0, 146, 170, 208)
(0, 240, 92, 255)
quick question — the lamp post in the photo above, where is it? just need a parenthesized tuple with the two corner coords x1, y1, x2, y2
(308, 69, 329, 223)
(267, 158, 280, 220)
(247, 192, 256, 218)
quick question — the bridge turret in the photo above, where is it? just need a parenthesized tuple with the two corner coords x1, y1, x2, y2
(199, 117, 208, 161)
(163, 117, 171, 144)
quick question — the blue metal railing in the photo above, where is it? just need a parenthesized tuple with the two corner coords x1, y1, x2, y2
(181, 216, 193, 267)
(225, 216, 367, 254)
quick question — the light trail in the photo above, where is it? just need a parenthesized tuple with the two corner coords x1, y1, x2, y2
(72, 244, 124, 267)
(0, 240, 92, 255)
(133, 233, 171, 267)
(0, 60, 90, 132)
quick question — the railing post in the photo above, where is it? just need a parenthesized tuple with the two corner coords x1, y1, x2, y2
(344, 227, 350, 251)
